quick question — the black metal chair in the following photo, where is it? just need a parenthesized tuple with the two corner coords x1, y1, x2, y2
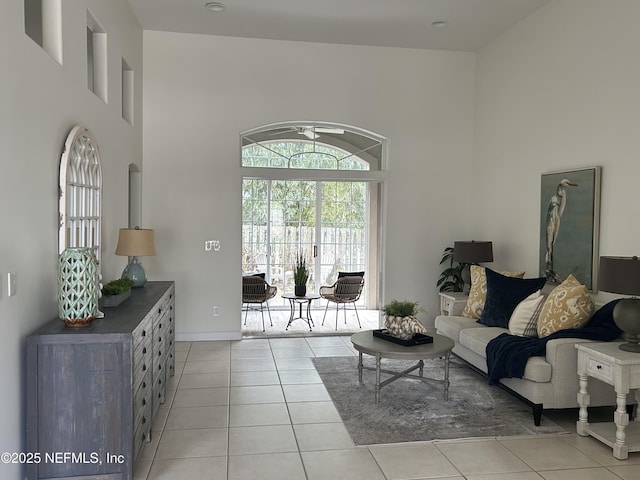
(319, 272, 364, 330)
(242, 275, 277, 332)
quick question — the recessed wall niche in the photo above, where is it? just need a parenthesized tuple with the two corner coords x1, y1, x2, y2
(87, 10, 107, 102)
(121, 58, 134, 125)
(24, 0, 62, 64)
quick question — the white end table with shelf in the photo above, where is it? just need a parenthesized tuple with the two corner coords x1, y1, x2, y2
(576, 342, 640, 460)
(439, 291, 468, 316)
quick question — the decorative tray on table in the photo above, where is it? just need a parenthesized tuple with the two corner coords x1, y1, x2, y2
(372, 329, 434, 346)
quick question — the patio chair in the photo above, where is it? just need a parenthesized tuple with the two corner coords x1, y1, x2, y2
(319, 272, 364, 330)
(254, 253, 268, 273)
(242, 275, 277, 332)
(320, 252, 338, 285)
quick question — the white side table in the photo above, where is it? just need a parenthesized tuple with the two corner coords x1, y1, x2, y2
(439, 292, 468, 316)
(576, 342, 640, 459)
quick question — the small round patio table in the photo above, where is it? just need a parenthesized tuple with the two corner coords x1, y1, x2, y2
(282, 293, 320, 332)
(350, 330, 454, 405)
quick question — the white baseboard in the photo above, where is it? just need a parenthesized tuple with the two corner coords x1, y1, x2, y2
(176, 331, 242, 342)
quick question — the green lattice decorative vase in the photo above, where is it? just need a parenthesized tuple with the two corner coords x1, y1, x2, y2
(58, 247, 99, 327)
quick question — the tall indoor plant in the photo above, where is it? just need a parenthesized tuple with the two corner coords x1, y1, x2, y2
(293, 254, 309, 296)
(437, 246, 466, 292)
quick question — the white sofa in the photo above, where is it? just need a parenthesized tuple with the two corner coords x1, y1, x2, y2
(435, 302, 618, 425)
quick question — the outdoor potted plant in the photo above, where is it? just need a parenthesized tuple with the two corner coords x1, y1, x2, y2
(293, 254, 309, 297)
(101, 278, 134, 307)
(382, 299, 428, 340)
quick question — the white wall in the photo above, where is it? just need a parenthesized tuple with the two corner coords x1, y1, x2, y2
(474, 0, 640, 297)
(0, 1, 142, 476)
(142, 32, 476, 339)
(4, 0, 638, 474)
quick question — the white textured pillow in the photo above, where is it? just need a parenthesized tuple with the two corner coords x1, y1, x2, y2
(508, 290, 544, 337)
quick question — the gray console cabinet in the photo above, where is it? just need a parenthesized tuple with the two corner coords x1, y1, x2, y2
(26, 281, 175, 480)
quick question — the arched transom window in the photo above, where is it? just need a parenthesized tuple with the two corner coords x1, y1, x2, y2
(241, 123, 384, 171)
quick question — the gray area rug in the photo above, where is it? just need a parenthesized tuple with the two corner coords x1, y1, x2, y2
(312, 356, 566, 445)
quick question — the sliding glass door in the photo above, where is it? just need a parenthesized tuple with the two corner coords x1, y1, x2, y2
(317, 182, 367, 286)
(242, 179, 368, 306)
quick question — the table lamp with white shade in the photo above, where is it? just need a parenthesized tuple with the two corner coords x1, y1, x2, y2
(115, 227, 156, 287)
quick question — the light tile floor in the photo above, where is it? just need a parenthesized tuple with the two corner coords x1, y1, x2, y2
(135, 336, 640, 480)
(242, 305, 381, 336)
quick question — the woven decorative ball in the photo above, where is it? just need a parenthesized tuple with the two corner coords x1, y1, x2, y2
(384, 315, 428, 340)
(58, 248, 99, 327)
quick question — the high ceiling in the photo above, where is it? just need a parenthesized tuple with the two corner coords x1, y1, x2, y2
(127, 0, 550, 52)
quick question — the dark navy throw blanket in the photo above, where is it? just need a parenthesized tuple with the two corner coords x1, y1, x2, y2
(486, 299, 622, 385)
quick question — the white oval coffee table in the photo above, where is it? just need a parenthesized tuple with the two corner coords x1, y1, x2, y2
(350, 330, 455, 405)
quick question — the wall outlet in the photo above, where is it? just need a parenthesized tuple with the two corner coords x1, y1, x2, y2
(213, 306, 220, 317)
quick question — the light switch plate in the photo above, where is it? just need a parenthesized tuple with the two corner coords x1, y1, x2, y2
(204, 240, 221, 252)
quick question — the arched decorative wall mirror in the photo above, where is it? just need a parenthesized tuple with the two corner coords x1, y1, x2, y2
(58, 126, 103, 269)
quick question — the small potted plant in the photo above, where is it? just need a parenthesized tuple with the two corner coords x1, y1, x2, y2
(382, 299, 428, 340)
(101, 278, 134, 307)
(293, 254, 309, 297)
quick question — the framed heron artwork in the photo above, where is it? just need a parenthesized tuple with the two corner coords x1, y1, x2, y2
(539, 166, 601, 290)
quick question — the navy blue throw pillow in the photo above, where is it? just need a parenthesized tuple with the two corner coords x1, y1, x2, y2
(478, 269, 546, 328)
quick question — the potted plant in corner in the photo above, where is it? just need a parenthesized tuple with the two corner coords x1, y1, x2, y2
(382, 299, 428, 340)
(101, 278, 134, 307)
(293, 254, 309, 297)
(437, 246, 466, 292)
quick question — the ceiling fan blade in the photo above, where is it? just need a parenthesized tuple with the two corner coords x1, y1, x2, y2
(315, 128, 344, 134)
(268, 128, 298, 136)
(266, 126, 343, 139)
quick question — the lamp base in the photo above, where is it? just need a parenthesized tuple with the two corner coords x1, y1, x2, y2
(619, 341, 640, 353)
(122, 257, 147, 288)
(613, 298, 640, 353)
(461, 264, 471, 295)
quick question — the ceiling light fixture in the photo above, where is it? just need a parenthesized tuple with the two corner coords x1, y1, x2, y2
(302, 128, 319, 140)
(431, 20, 448, 27)
(205, 2, 226, 12)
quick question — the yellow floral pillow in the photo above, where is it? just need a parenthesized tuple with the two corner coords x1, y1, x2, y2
(462, 266, 525, 319)
(537, 275, 594, 338)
